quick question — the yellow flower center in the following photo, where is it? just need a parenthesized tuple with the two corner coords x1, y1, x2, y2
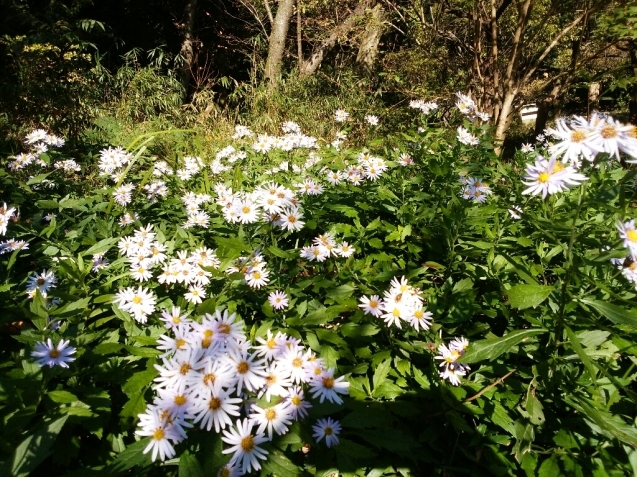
(203, 373, 216, 385)
(174, 395, 187, 406)
(132, 296, 142, 304)
(323, 377, 335, 389)
(209, 397, 221, 410)
(601, 125, 617, 139)
(369, 300, 378, 308)
(241, 436, 254, 452)
(571, 130, 586, 142)
(219, 323, 231, 335)
(292, 357, 303, 368)
(266, 339, 276, 349)
(49, 349, 60, 358)
(180, 363, 191, 375)
(553, 161, 566, 173)
(265, 409, 277, 421)
(253, 272, 261, 279)
(153, 428, 165, 441)
(538, 172, 550, 183)
(392, 308, 400, 317)
(627, 230, 637, 242)
(237, 361, 249, 374)
(324, 426, 334, 436)
(176, 339, 186, 349)
(292, 396, 302, 406)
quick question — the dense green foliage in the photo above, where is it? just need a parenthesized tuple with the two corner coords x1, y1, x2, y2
(1, 103, 637, 476)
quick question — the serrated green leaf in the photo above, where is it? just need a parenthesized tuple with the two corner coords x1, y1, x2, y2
(179, 451, 204, 477)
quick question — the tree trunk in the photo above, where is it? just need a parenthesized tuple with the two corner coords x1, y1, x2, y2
(356, 3, 384, 75)
(534, 83, 562, 136)
(264, 0, 296, 88)
(494, 89, 517, 154)
(178, 0, 199, 100)
(588, 82, 600, 116)
(300, 0, 372, 77)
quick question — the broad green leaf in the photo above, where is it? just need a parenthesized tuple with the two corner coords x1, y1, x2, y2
(337, 438, 377, 459)
(538, 455, 560, 477)
(48, 390, 79, 403)
(1, 415, 68, 477)
(325, 284, 355, 301)
(178, 452, 204, 477)
(459, 329, 546, 364)
(508, 284, 553, 309)
(580, 299, 637, 327)
(122, 368, 157, 397)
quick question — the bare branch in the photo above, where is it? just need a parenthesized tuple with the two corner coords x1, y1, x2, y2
(263, 0, 274, 24)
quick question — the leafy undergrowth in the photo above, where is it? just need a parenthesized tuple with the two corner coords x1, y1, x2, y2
(1, 102, 637, 477)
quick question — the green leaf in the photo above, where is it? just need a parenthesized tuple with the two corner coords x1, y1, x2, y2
(526, 393, 545, 426)
(325, 284, 355, 301)
(122, 368, 157, 397)
(0, 415, 68, 477)
(508, 284, 553, 309)
(580, 299, 637, 327)
(102, 438, 153, 475)
(564, 326, 598, 385)
(569, 398, 637, 446)
(337, 438, 377, 459)
(93, 342, 124, 355)
(48, 390, 79, 403)
(459, 329, 547, 364)
(372, 359, 391, 395)
(538, 455, 561, 477)
(179, 452, 204, 477)
(261, 448, 300, 476)
(368, 238, 383, 249)
(123, 345, 161, 358)
(83, 238, 119, 257)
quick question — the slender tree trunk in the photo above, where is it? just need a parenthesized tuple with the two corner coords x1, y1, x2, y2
(297, 0, 303, 67)
(179, 0, 199, 100)
(300, 0, 372, 77)
(264, 0, 296, 88)
(356, 3, 384, 75)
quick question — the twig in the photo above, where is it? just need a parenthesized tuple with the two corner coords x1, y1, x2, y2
(423, 369, 517, 418)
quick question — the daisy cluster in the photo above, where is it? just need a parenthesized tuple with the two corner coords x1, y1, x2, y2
(115, 224, 221, 320)
(210, 146, 247, 175)
(455, 92, 491, 122)
(227, 250, 272, 289)
(323, 152, 388, 186)
(177, 156, 204, 181)
(136, 308, 348, 474)
(299, 233, 355, 262)
(251, 121, 319, 154)
(435, 337, 471, 386)
(521, 114, 637, 200)
(182, 191, 213, 229)
(522, 156, 587, 199)
(612, 221, 637, 290)
(98, 146, 133, 177)
(459, 176, 492, 203)
(409, 99, 439, 115)
(359, 276, 433, 332)
(213, 182, 305, 231)
(8, 129, 65, 171)
(0, 238, 29, 255)
(457, 126, 480, 146)
(545, 113, 637, 162)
